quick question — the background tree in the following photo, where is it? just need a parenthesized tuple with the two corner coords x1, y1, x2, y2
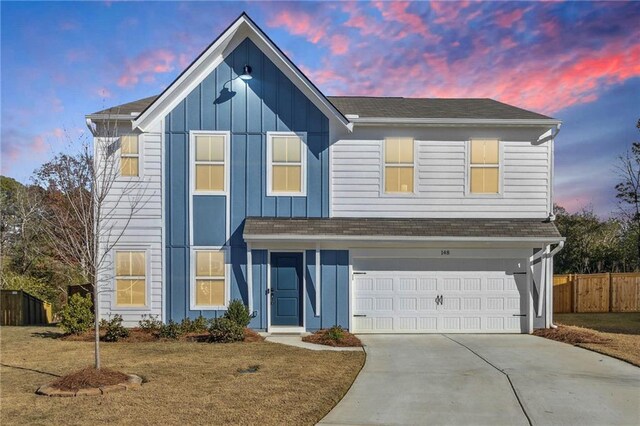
(614, 118, 640, 270)
(31, 123, 150, 369)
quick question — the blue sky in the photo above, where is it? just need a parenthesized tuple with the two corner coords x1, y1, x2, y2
(1, 1, 639, 216)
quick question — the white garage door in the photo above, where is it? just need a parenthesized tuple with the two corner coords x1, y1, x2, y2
(352, 266, 528, 333)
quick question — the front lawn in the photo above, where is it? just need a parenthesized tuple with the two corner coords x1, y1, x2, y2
(0, 326, 365, 425)
(534, 313, 640, 367)
(554, 312, 640, 334)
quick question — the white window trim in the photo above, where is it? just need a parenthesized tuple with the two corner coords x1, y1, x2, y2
(190, 130, 230, 195)
(381, 137, 417, 196)
(465, 139, 504, 198)
(112, 247, 151, 311)
(190, 246, 230, 311)
(266, 131, 308, 197)
(119, 134, 143, 180)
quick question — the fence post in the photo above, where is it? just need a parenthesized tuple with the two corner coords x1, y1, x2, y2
(608, 273, 613, 312)
(573, 274, 578, 313)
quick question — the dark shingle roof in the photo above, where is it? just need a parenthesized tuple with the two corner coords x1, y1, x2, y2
(327, 96, 553, 120)
(243, 217, 562, 240)
(91, 96, 159, 116)
(90, 95, 555, 121)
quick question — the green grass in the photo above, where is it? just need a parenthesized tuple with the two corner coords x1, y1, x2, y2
(554, 313, 640, 335)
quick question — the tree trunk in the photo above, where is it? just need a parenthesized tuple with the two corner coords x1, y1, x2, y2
(94, 276, 100, 369)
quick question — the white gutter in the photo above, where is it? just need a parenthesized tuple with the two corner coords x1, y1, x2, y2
(86, 113, 137, 121)
(349, 117, 562, 127)
(245, 234, 566, 244)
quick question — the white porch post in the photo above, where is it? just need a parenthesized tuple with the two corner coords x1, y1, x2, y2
(315, 245, 321, 317)
(247, 243, 253, 312)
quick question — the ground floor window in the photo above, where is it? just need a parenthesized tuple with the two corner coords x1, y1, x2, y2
(192, 248, 227, 309)
(115, 250, 147, 307)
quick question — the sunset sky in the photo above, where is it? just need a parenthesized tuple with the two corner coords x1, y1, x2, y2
(1, 1, 639, 216)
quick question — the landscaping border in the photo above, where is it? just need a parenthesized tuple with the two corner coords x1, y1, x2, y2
(36, 374, 143, 397)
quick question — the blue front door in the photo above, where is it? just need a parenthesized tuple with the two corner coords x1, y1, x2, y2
(270, 252, 303, 326)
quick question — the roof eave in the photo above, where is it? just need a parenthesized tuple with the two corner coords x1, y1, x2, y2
(243, 234, 565, 243)
(350, 117, 561, 127)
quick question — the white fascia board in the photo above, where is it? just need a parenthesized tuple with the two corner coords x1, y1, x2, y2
(350, 117, 562, 127)
(244, 234, 565, 244)
(132, 15, 351, 133)
(242, 21, 351, 130)
(132, 20, 243, 132)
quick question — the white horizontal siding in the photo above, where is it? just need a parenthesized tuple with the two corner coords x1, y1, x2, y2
(331, 138, 550, 219)
(97, 124, 163, 327)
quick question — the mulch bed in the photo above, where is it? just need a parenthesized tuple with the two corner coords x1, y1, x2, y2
(302, 329, 362, 347)
(60, 327, 264, 343)
(50, 367, 130, 392)
(533, 325, 612, 344)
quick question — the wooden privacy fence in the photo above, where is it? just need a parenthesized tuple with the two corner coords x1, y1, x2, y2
(553, 273, 640, 313)
(1, 290, 52, 326)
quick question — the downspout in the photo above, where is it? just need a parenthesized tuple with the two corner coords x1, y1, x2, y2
(529, 240, 565, 322)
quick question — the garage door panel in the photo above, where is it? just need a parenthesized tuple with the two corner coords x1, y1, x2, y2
(352, 264, 528, 334)
(419, 278, 437, 292)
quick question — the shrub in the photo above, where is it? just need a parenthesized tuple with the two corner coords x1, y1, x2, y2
(224, 299, 251, 328)
(326, 325, 345, 341)
(59, 294, 94, 335)
(157, 320, 181, 339)
(101, 314, 130, 342)
(180, 315, 208, 334)
(208, 317, 244, 343)
(138, 314, 162, 333)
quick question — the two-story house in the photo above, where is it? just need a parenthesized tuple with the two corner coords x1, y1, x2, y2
(86, 13, 563, 334)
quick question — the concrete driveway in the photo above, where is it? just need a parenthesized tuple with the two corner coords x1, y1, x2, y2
(319, 335, 640, 425)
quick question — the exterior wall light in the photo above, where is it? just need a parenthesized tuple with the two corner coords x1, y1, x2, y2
(239, 65, 253, 81)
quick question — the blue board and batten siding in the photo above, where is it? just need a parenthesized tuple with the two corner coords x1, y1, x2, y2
(164, 37, 345, 328)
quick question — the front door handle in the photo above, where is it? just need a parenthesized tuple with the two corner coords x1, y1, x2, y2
(270, 289, 275, 305)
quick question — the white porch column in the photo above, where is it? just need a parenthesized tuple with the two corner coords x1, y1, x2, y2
(247, 243, 253, 312)
(315, 245, 321, 317)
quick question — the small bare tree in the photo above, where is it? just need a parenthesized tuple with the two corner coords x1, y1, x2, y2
(35, 119, 150, 368)
(615, 119, 640, 270)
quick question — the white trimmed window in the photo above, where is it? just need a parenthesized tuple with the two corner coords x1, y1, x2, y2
(267, 133, 306, 196)
(470, 139, 500, 194)
(120, 135, 140, 177)
(192, 132, 228, 193)
(114, 250, 147, 307)
(192, 248, 227, 309)
(384, 137, 414, 193)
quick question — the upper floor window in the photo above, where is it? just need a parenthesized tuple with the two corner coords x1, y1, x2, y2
(193, 248, 227, 308)
(267, 133, 306, 196)
(115, 250, 147, 307)
(192, 132, 227, 193)
(384, 137, 414, 193)
(120, 135, 139, 177)
(470, 139, 500, 194)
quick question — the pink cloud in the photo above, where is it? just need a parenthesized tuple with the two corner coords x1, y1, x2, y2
(117, 49, 176, 88)
(494, 8, 526, 29)
(267, 10, 326, 44)
(373, 1, 440, 42)
(430, 1, 471, 25)
(328, 34, 349, 55)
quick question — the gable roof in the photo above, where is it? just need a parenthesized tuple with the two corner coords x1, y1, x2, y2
(327, 96, 553, 120)
(125, 12, 350, 131)
(90, 94, 558, 124)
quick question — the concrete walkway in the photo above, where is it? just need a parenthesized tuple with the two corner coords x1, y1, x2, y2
(319, 334, 640, 425)
(264, 335, 363, 351)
